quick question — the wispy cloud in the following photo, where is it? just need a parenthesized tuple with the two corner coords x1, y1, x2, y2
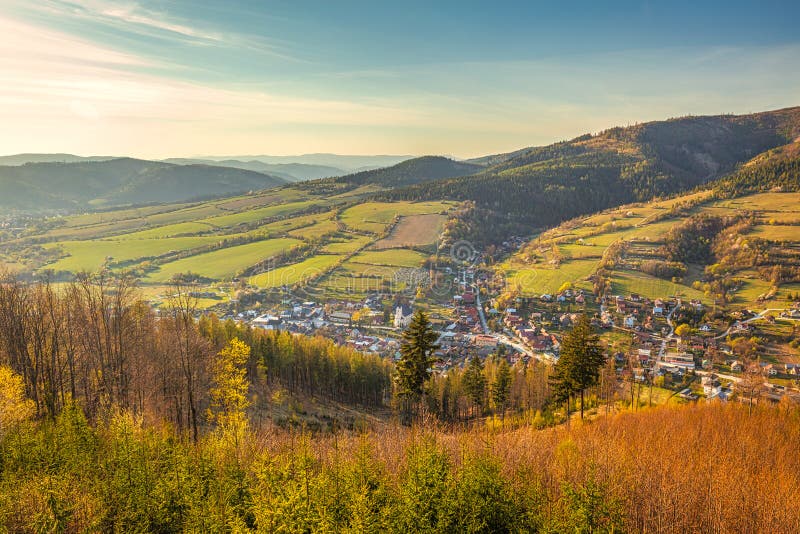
(23, 0, 224, 43)
(0, 14, 434, 156)
(10, 0, 299, 61)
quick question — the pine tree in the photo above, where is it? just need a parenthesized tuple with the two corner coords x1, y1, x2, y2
(462, 356, 486, 418)
(549, 348, 576, 423)
(394, 311, 438, 423)
(559, 314, 606, 419)
(491, 359, 512, 419)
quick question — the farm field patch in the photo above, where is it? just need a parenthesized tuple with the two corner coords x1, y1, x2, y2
(350, 249, 429, 268)
(373, 213, 445, 249)
(42, 237, 224, 273)
(144, 238, 302, 283)
(321, 236, 372, 254)
(339, 201, 451, 233)
(248, 254, 344, 288)
(288, 219, 339, 240)
(199, 200, 321, 228)
(502, 258, 600, 295)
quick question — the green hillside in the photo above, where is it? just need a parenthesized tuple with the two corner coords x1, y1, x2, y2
(329, 155, 481, 187)
(0, 158, 287, 211)
(501, 185, 800, 310)
(0, 180, 454, 307)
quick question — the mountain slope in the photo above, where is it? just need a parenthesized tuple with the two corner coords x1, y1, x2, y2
(715, 138, 800, 197)
(0, 158, 287, 211)
(329, 156, 482, 188)
(384, 107, 800, 240)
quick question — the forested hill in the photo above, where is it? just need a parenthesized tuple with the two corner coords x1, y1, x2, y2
(329, 155, 482, 187)
(383, 107, 800, 240)
(715, 138, 800, 197)
(0, 158, 288, 211)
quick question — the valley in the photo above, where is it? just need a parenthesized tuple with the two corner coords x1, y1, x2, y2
(3, 3, 800, 531)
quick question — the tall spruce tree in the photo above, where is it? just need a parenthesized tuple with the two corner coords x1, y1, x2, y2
(462, 356, 487, 418)
(557, 314, 606, 419)
(394, 311, 439, 423)
(549, 348, 577, 422)
(491, 359, 512, 419)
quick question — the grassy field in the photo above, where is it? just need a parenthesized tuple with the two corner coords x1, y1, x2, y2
(317, 273, 386, 295)
(730, 273, 774, 306)
(144, 238, 302, 283)
(373, 213, 445, 249)
(502, 258, 599, 295)
(321, 236, 372, 254)
(611, 270, 709, 303)
(558, 243, 604, 260)
(339, 201, 451, 233)
(199, 200, 321, 228)
(40, 203, 230, 241)
(337, 262, 404, 278)
(287, 219, 339, 240)
(58, 204, 190, 228)
(106, 221, 217, 240)
(249, 254, 344, 288)
(213, 189, 306, 211)
(350, 249, 429, 268)
(43, 237, 225, 272)
(750, 225, 800, 241)
(2, 182, 458, 304)
(249, 212, 335, 236)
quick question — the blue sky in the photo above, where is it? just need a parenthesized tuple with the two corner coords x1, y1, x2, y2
(1, 0, 799, 157)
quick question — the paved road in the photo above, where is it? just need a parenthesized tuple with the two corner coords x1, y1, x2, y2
(695, 369, 743, 383)
(656, 298, 681, 362)
(472, 284, 489, 334)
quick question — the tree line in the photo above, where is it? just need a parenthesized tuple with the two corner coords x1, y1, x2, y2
(0, 271, 392, 437)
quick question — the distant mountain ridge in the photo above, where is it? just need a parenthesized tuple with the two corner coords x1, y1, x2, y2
(196, 153, 414, 171)
(162, 158, 347, 181)
(0, 158, 287, 211)
(0, 153, 117, 166)
(0, 153, 414, 183)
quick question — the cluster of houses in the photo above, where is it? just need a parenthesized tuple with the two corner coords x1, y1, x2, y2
(326, 295, 388, 326)
(244, 297, 406, 358)
(434, 331, 499, 372)
(451, 290, 483, 333)
(601, 294, 686, 330)
(502, 309, 559, 355)
(780, 307, 800, 320)
(250, 300, 326, 334)
(334, 330, 400, 358)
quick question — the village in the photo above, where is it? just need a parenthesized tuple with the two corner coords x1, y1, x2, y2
(214, 259, 800, 408)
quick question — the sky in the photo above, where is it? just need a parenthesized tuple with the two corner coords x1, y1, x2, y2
(1, 0, 799, 159)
